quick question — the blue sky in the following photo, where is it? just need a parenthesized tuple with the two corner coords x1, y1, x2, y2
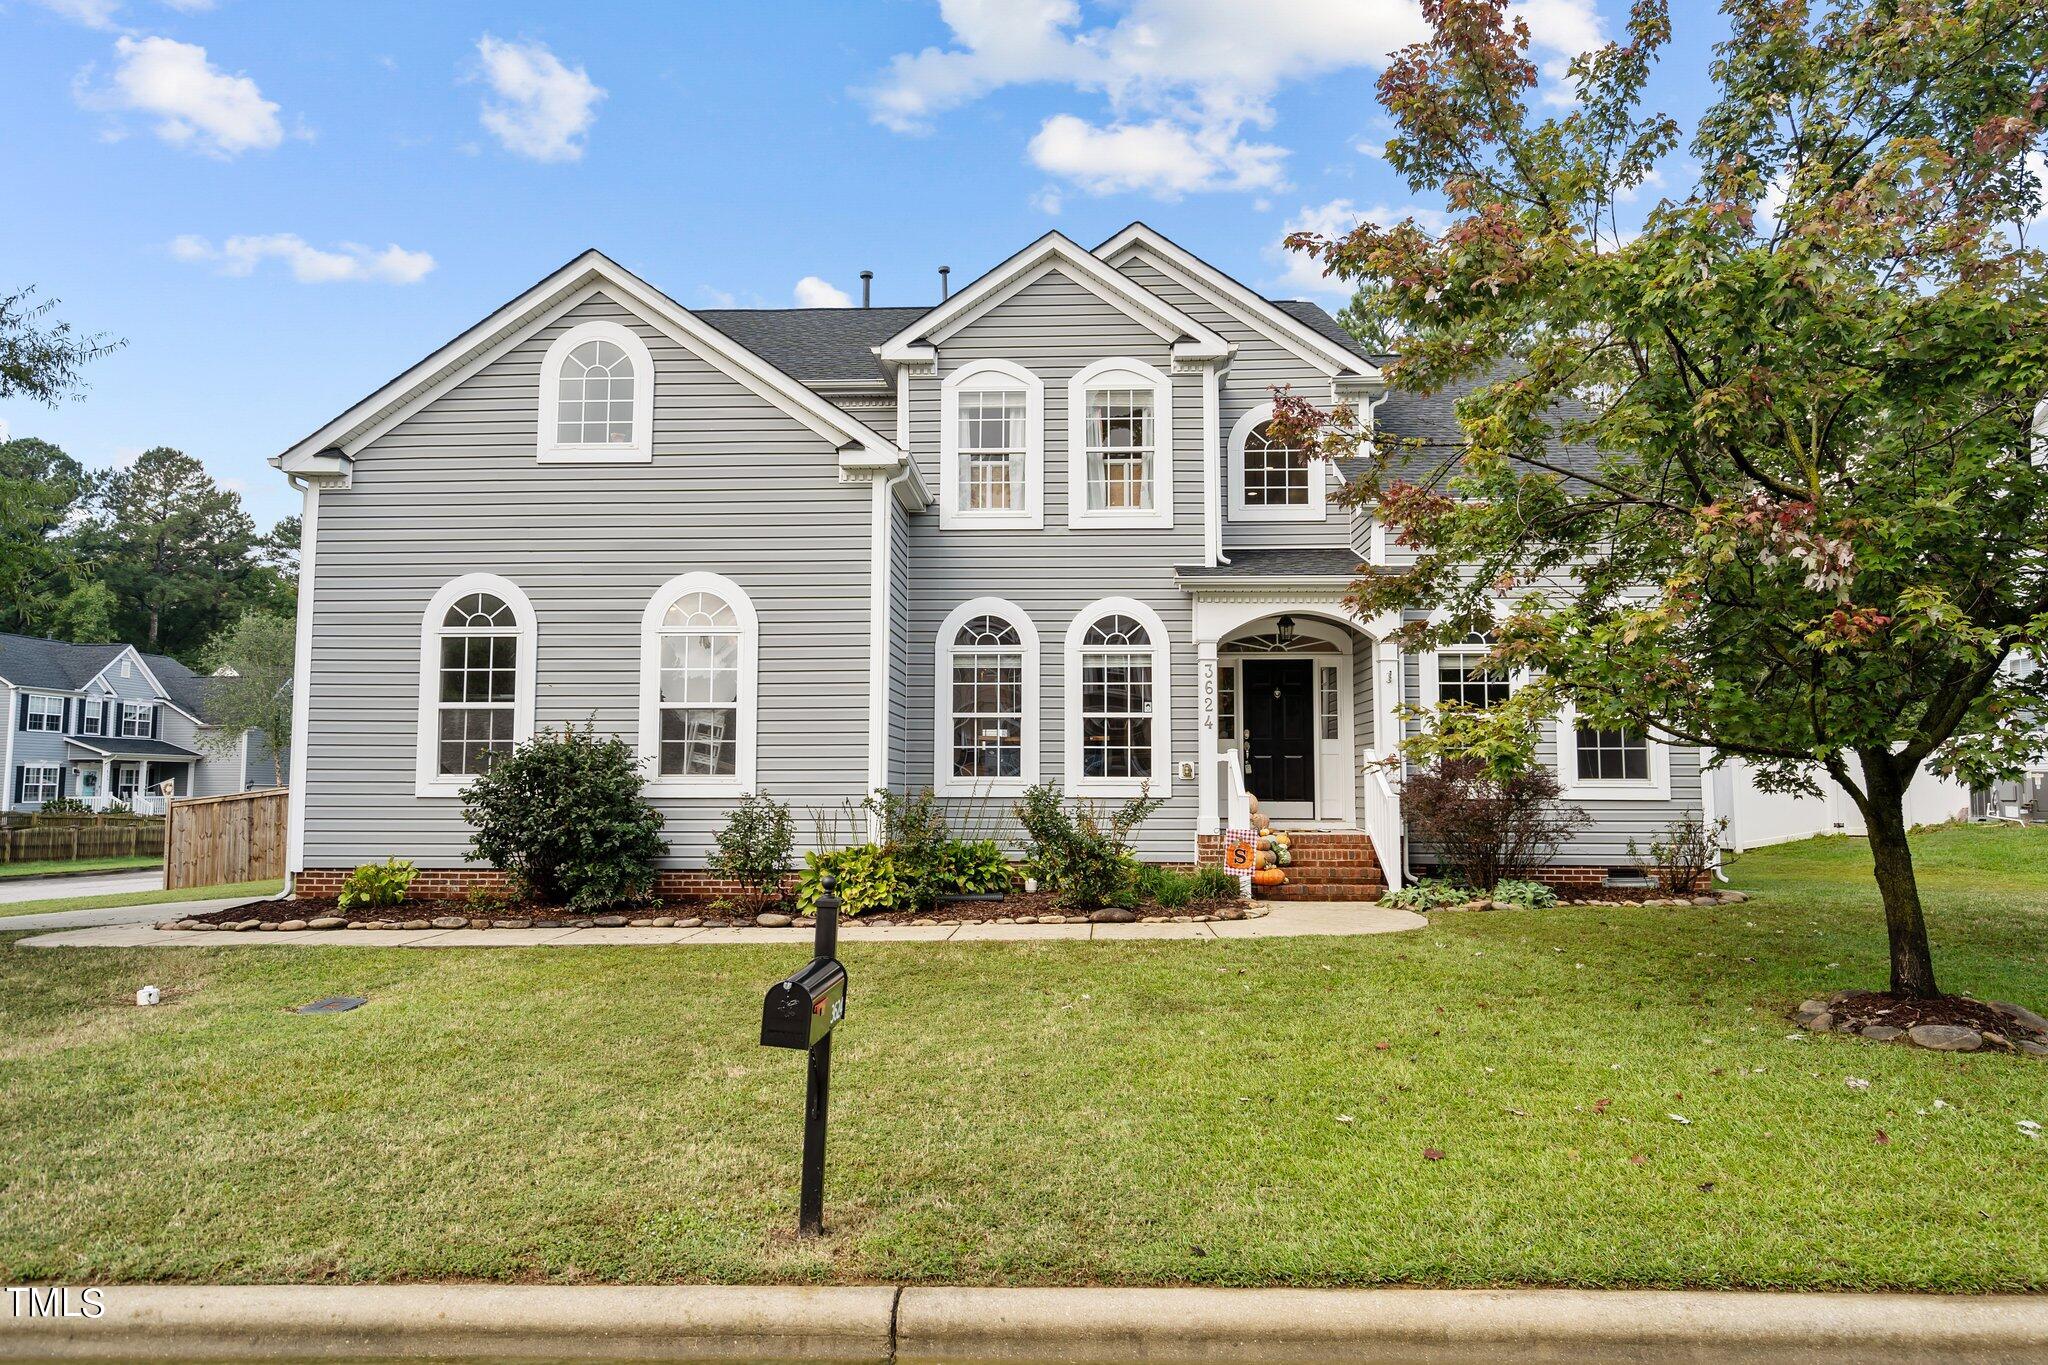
(1, 0, 1725, 527)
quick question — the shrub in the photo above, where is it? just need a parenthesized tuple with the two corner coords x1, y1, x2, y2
(338, 858, 416, 912)
(1490, 878, 1558, 909)
(1190, 865, 1245, 902)
(38, 797, 90, 814)
(462, 723, 666, 911)
(710, 791, 796, 908)
(1629, 812, 1734, 895)
(463, 884, 509, 916)
(1134, 863, 1196, 908)
(936, 838, 1013, 895)
(1379, 879, 1480, 910)
(797, 845, 914, 917)
(1014, 783, 1164, 911)
(1400, 758, 1587, 892)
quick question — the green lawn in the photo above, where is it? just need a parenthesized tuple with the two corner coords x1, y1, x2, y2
(0, 879, 281, 919)
(1, 827, 2042, 1290)
(0, 855, 163, 881)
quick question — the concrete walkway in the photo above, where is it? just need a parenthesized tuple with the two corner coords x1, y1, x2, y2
(14, 899, 1425, 949)
(5, 1283, 2046, 1362)
(0, 866, 162, 905)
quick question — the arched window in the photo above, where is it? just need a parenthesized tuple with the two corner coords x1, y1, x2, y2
(1064, 598, 1171, 794)
(538, 318, 654, 464)
(1067, 358, 1174, 529)
(935, 598, 1039, 793)
(639, 572, 758, 794)
(416, 574, 536, 796)
(940, 359, 1044, 529)
(1228, 403, 1325, 522)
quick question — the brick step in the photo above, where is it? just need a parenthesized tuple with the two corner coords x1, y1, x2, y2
(1282, 866, 1387, 886)
(1255, 881, 1386, 902)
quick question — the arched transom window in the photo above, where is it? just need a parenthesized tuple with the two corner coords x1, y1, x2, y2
(657, 591, 741, 778)
(951, 615, 1024, 780)
(1067, 359, 1174, 529)
(935, 598, 1039, 794)
(538, 318, 654, 464)
(638, 572, 759, 793)
(555, 338, 636, 446)
(1435, 630, 1511, 710)
(1063, 599, 1170, 793)
(1242, 421, 1311, 507)
(417, 575, 536, 796)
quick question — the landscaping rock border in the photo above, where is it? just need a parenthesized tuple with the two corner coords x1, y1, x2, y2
(1434, 889, 1750, 912)
(1794, 990, 2047, 1059)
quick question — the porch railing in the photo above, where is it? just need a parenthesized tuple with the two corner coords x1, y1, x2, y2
(1214, 750, 1252, 833)
(1360, 751, 1404, 891)
(81, 792, 167, 817)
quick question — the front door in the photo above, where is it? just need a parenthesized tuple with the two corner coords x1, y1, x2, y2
(1241, 659, 1315, 810)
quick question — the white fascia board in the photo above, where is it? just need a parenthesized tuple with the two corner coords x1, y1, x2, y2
(877, 231, 1228, 366)
(274, 250, 901, 474)
(1096, 223, 1382, 381)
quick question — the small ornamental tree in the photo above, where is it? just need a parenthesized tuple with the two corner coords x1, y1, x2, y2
(195, 611, 295, 785)
(461, 723, 666, 910)
(1280, 0, 2048, 1000)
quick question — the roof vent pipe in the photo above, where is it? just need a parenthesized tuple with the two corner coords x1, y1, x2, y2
(939, 266, 951, 301)
(860, 271, 873, 308)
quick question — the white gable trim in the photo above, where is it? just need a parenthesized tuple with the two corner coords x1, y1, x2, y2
(1096, 224, 1382, 382)
(878, 231, 1229, 366)
(274, 251, 902, 475)
(81, 646, 181, 714)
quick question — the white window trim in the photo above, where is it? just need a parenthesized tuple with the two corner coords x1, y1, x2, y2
(21, 764, 60, 803)
(1066, 356, 1174, 530)
(939, 359, 1044, 530)
(934, 597, 1041, 797)
(1555, 702, 1671, 801)
(1226, 402, 1327, 524)
(638, 571, 759, 797)
(1417, 623, 1529, 710)
(415, 573, 538, 798)
(119, 702, 151, 738)
(25, 695, 64, 732)
(536, 318, 655, 465)
(1064, 596, 1173, 798)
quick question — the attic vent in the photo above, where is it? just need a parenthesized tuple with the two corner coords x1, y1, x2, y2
(120, 659, 131, 678)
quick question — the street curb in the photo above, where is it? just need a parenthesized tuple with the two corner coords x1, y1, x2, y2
(0, 1285, 898, 1361)
(5, 1284, 2048, 1362)
(0, 864, 160, 885)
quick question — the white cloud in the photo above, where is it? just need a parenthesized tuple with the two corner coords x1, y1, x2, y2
(1031, 185, 1064, 215)
(1269, 198, 1450, 299)
(170, 233, 436, 284)
(30, 0, 123, 28)
(793, 276, 853, 308)
(864, 0, 1601, 198)
(160, 0, 216, 10)
(79, 36, 284, 157)
(475, 35, 603, 162)
(1027, 113, 1285, 197)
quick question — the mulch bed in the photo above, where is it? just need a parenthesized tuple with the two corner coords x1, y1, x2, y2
(1795, 989, 2048, 1058)
(1815, 990, 2041, 1040)
(171, 889, 1248, 932)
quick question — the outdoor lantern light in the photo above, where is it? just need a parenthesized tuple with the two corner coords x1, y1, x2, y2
(1275, 615, 1297, 646)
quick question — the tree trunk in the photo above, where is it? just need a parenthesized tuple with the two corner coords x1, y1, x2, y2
(1858, 753, 1940, 999)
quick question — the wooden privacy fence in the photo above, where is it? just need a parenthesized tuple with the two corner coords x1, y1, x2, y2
(166, 788, 287, 889)
(1, 818, 165, 864)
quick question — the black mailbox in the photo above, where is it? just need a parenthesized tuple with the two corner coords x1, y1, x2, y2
(760, 956, 847, 1050)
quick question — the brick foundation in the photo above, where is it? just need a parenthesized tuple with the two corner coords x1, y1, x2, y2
(293, 867, 796, 900)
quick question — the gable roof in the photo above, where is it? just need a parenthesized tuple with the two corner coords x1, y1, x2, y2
(1095, 222, 1382, 383)
(273, 250, 904, 477)
(0, 633, 219, 720)
(695, 307, 924, 386)
(877, 231, 1230, 367)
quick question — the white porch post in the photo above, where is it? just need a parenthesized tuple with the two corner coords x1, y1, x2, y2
(1196, 636, 1220, 834)
(100, 758, 110, 811)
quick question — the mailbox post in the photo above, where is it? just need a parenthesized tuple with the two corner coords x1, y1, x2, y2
(759, 873, 847, 1237)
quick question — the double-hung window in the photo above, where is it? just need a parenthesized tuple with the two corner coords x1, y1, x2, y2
(79, 701, 103, 736)
(20, 765, 60, 803)
(119, 703, 151, 738)
(416, 574, 536, 796)
(24, 695, 63, 732)
(1067, 359, 1173, 529)
(1434, 631, 1512, 710)
(1064, 598, 1171, 794)
(638, 572, 759, 794)
(940, 359, 1043, 529)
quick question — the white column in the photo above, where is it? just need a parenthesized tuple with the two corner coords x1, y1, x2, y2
(286, 480, 321, 875)
(1375, 637, 1403, 761)
(100, 758, 111, 810)
(1196, 637, 1220, 835)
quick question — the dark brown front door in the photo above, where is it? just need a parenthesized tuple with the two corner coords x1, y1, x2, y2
(1242, 660, 1314, 804)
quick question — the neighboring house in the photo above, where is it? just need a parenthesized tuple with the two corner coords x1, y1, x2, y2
(1, 632, 288, 814)
(269, 223, 1889, 896)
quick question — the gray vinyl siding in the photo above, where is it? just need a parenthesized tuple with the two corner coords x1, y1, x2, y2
(900, 268, 1204, 859)
(1109, 252, 1368, 555)
(157, 705, 231, 797)
(244, 727, 286, 789)
(300, 291, 875, 869)
(886, 496, 912, 790)
(1399, 648, 1706, 868)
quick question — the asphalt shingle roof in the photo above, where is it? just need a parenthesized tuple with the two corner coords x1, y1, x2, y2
(694, 307, 926, 386)
(1176, 547, 1375, 580)
(64, 736, 204, 760)
(0, 632, 220, 720)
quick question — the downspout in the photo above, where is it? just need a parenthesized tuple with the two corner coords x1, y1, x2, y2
(274, 472, 323, 903)
(1202, 363, 1227, 567)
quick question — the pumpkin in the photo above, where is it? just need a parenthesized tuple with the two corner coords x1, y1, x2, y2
(1250, 812, 1271, 832)
(1251, 868, 1286, 886)
(1275, 848, 1292, 867)
(1246, 794, 1261, 814)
